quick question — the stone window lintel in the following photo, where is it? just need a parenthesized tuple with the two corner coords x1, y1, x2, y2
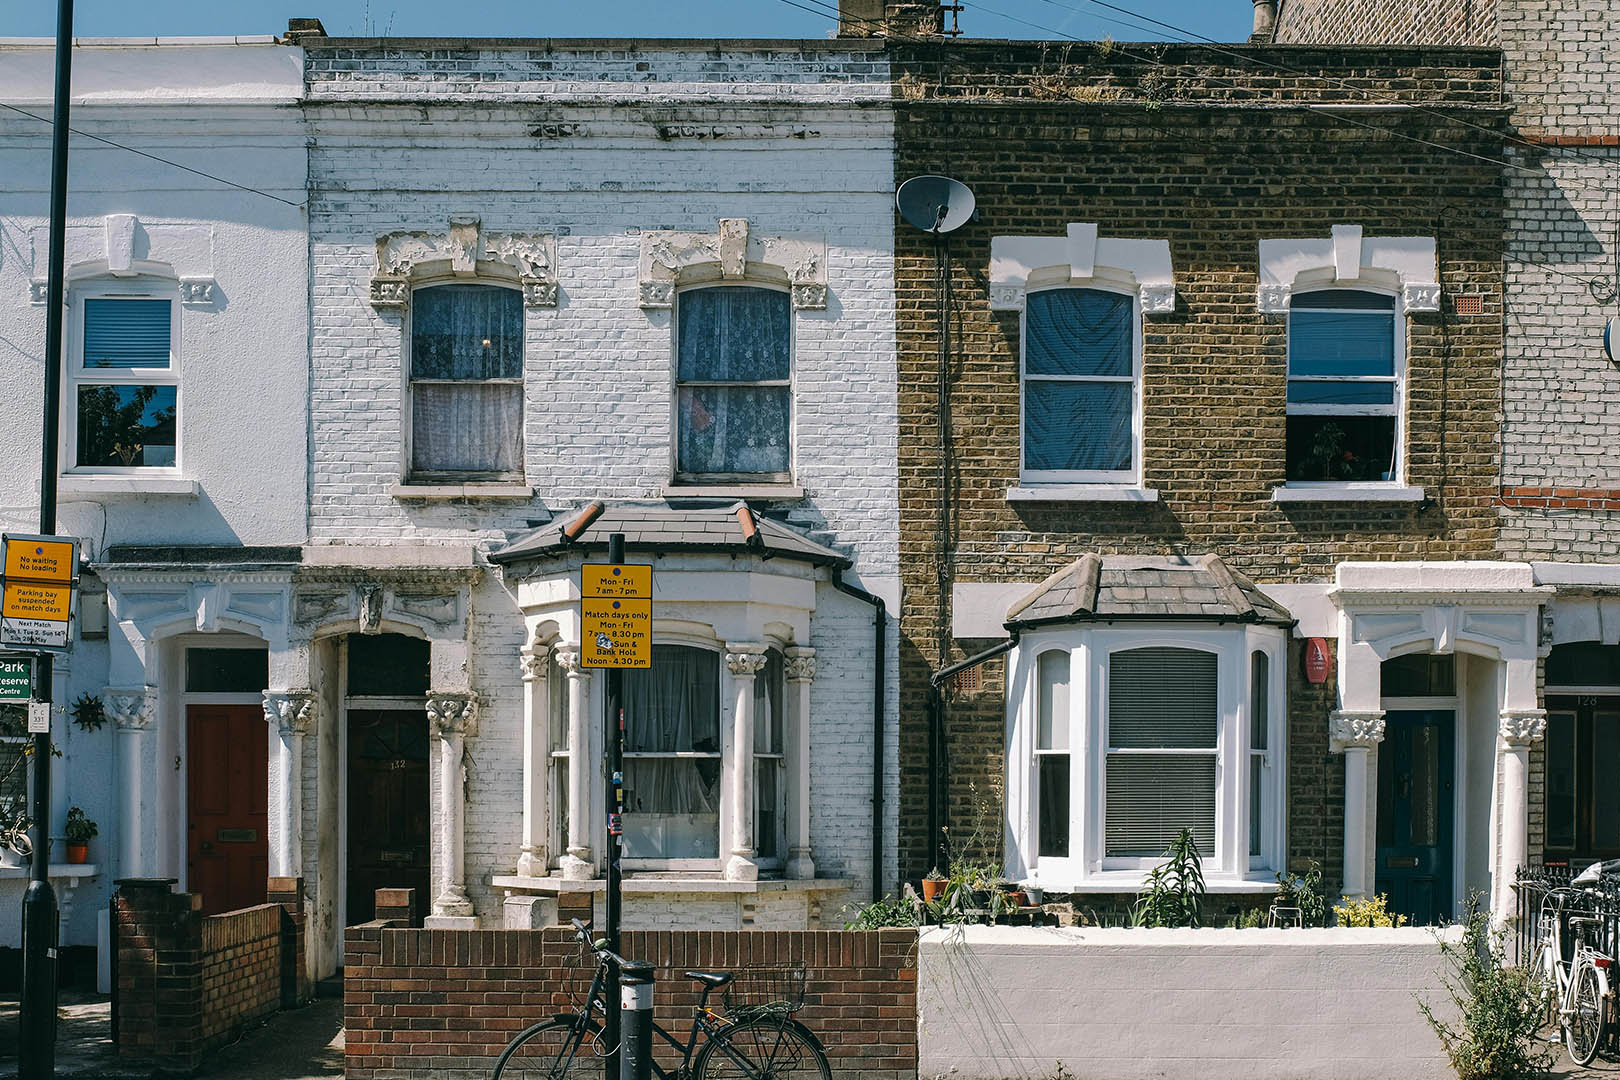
(370, 216, 558, 309)
(638, 218, 828, 311)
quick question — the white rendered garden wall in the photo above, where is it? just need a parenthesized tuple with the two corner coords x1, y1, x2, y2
(918, 925, 1461, 1080)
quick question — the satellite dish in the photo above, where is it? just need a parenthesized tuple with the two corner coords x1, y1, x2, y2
(1607, 316, 1619, 363)
(896, 175, 976, 234)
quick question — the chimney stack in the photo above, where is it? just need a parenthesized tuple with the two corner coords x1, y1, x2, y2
(1249, 0, 1278, 41)
(282, 17, 328, 44)
(835, 1, 943, 38)
(836, 0, 888, 37)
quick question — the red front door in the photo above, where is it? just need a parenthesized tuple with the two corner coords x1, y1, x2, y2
(187, 704, 268, 916)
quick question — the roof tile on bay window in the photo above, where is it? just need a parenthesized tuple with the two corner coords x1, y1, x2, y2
(1005, 553, 1295, 629)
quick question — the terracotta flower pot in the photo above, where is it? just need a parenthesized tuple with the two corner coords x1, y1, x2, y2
(1004, 890, 1027, 908)
(66, 842, 89, 865)
(921, 878, 947, 901)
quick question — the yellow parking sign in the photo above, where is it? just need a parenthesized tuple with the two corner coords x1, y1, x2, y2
(581, 564, 651, 668)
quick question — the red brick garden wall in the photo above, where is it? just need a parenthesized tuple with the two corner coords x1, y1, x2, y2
(199, 904, 283, 1046)
(344, 925, 918, 1080)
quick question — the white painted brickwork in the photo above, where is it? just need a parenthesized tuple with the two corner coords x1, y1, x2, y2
(306, 43, 897, 928)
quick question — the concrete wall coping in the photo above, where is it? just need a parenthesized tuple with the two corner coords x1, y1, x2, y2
(921, 924, 1465, 947)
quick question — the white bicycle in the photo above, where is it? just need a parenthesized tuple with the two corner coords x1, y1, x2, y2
(1537, 864, 1619, 1067)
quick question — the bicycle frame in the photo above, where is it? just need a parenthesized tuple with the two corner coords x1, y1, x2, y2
(1538, 891, 1615, 1036)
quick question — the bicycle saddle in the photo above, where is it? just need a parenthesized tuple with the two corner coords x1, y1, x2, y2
(684, 970, 734, 988)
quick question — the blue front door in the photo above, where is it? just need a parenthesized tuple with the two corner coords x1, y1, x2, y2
(1375, 710, 1455, 925)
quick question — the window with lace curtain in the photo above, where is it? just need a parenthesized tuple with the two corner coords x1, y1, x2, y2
(1021, 286, 1138, 485)
(408, 283, 524, 480)
(674, 286, 792, 484)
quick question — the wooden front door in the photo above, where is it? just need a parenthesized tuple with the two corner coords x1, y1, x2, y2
(1375, 709, 1456, 926)
(186, 704, 269, 916)
(347, 709, 431, 924)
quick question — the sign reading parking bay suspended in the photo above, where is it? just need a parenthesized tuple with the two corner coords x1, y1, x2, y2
(1, 532, 79, 651)
(580, 563, 651, 668)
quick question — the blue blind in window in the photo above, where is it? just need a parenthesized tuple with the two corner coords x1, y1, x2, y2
(83, 298, 172, 369)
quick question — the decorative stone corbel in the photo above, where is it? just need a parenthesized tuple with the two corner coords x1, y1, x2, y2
(638, 218, 828, 311)
(358, 584, 384, 634)
(1329, 709, 1386, 752)
(29, 280, 49, 306)
(371, 217, 558, 309)
(179, 278, 217, 306)
(427, 692, 479, 739)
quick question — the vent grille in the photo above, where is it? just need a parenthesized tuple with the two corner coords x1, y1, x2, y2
(1454, 295, 1485, 315)
(950, 667, 981, 694)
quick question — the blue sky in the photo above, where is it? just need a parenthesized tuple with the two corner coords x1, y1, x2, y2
(6, 1, 1249, 45)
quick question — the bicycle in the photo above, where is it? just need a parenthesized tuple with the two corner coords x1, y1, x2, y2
(1535, 884, 1614, 1066)
(492, 919, 831, 1080)
(0, 795, 31, 862)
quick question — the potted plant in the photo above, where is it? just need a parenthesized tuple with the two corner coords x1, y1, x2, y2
(922, 867, 948, 901)
(64, 807, 96, 864)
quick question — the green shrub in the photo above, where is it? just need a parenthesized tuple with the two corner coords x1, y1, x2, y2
(1132, 829, 1205, 928)
(1333, 893, 1407, 928)
(843, 895, 919, 930)
(1274, 859, 1327, 927)
(1418, 899, 1551, 1080)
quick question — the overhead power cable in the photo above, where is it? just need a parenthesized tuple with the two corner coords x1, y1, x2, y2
(0, 100, 306, 210)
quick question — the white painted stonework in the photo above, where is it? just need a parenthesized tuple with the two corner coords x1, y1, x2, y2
(989, 225, 1175, 313)
(1257, 224, 1440, 311)
(919, 925, 1462, 1080)
(0, 38, 308, 952)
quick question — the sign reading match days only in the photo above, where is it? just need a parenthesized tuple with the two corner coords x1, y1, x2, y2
(1, 533, 79, 651)
(580, 563, 651, 669)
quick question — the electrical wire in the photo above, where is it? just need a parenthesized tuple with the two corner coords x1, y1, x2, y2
(0, 100, 306, 210)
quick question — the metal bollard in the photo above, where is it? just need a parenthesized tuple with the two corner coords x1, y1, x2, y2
(618, 961, 655, 1080)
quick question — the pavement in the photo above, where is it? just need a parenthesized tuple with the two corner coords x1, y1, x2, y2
(0, 991, 344, 1079)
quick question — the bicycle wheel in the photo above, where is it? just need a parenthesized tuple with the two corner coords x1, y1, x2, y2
(492, 1018, 597, 1080)
(695, 1018, 831, 1080)
(1564, 963, 1607, 1067)
(7, 831, 31, 860)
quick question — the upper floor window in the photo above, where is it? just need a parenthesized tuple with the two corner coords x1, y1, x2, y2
(408, 283, 523, 480)
(70, 290, 178, 470)
(1022, 288, 1137, 484)
(1285, 289, 1399, 484)
(675, 286, 791, 483)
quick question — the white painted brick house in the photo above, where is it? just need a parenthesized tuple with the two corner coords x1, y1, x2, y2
(293, 34, 899, 975)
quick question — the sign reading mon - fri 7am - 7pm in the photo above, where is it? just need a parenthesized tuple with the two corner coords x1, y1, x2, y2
(581, 563, 651, 669)
(1, 533, 79, 652)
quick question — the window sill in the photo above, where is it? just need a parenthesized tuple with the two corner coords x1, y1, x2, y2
(56, 475, 199, 496)
(490, 874, 849, 895)
(1006, 485, 1159, 504)
(389, 482, 535, 501)
(1271, 484, 1425, 504)
(1028, 873, 1279, 895)
(661, 484, 806, 501)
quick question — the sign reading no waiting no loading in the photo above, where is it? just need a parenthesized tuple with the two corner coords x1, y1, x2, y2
(0, 533, 79, 652)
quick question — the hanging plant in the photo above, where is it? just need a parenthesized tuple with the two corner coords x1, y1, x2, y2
(70, 693, 105, 732)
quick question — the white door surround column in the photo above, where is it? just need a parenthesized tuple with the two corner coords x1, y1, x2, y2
(725, 644, 769, 882)
(263, 690, 317, 880)
(1497, 710, 1547, 925)
(556, 645, 595, 881)
(517, 646, 551, 878)
(105, 688, 157, 880)
(425, 692, 478, 926)
(1330, 710, 1385, 902)
(783, 647, 817, 880)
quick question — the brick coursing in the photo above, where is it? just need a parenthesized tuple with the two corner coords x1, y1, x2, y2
(1274, 0, 1497, 46)
(114, 881, 292, 1071)
(343, 925, 918, 1080)
(890, 43, 1505, 887)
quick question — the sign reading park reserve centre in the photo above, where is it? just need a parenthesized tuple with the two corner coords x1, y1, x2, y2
(0, 533, 79, 651)
(580, 563, 651, 668)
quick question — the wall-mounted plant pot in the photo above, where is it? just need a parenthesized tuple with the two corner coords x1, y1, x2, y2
(922, 878, 946, 901)
(66, 843, 89, 865)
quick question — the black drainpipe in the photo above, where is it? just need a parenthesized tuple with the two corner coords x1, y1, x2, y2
(833, 569, 887, 904)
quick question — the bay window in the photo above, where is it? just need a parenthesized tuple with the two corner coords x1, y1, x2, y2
(622, 645, 723, 862)
(70, 288, 179, 470)
(1009, 628, 1285, 889)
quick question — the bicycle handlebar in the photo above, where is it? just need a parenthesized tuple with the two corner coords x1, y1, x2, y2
(568, 918, 644, 972)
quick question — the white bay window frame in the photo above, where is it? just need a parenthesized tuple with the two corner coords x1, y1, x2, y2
(1007, 625, 1286, 891)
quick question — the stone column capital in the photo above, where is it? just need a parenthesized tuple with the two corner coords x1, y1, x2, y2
(784, 647, 817, 683)
(263, 690, 318, 735)
(104, 688, 156, 732)
(1329, 709, 1386, 751)
(554, 644, 590, 679)
(520, 645, 551, 683)
(726, 644, 770, 677)
(427, 692, 479, 739)
(1499, 710, 1548, 746)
